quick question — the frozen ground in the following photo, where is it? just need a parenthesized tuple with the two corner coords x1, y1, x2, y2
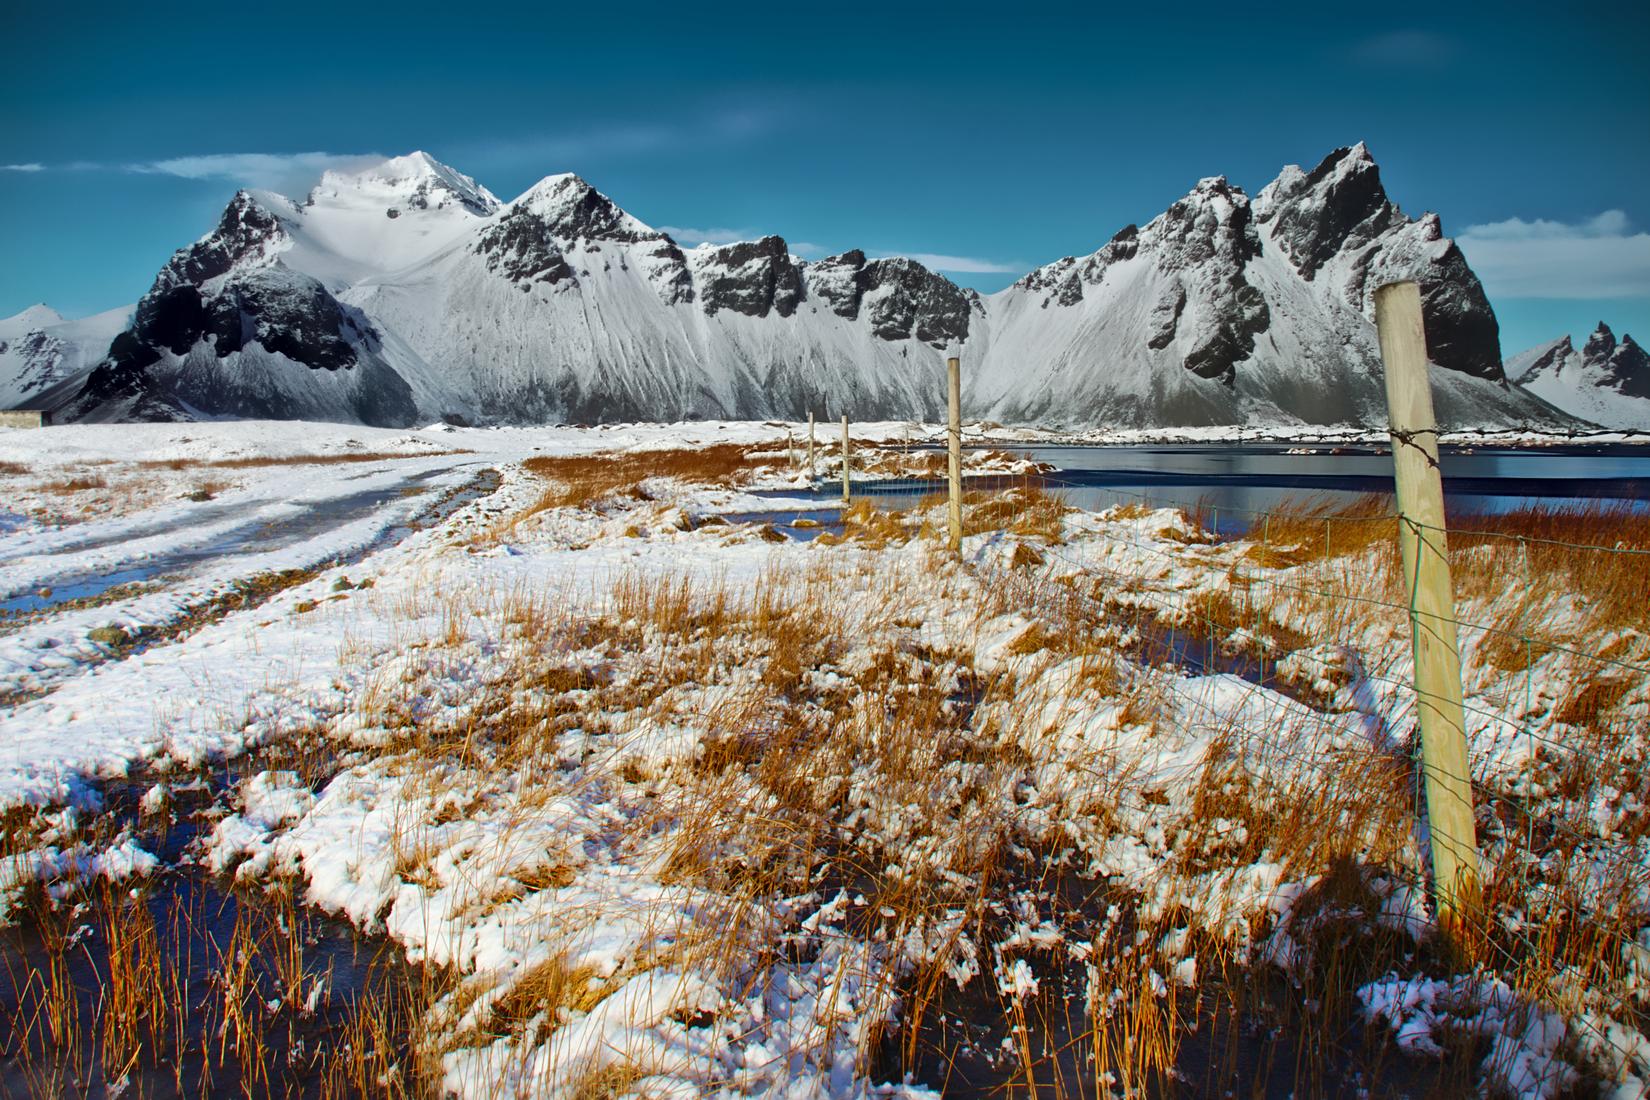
(0, 419, 1647, 1098)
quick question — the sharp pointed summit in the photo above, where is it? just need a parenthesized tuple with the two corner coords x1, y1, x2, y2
(1505, 321, 1650, 428)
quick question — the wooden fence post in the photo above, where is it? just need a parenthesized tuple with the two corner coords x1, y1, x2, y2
(840, 414, 851, 503)
(947, 350, 963, 556)
(1374, 280, 1480, 933)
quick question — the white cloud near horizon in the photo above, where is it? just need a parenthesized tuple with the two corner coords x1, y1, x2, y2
(1, 163, 44, 172)
(1458, 210, 1650, 299)
(658, 225, 751, 246)
(884, 252, 1021, 274)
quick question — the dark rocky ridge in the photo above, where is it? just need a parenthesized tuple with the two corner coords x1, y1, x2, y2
(39, 145, 1553, 429)
(58, 191, 411, 425)
(1014, 224, 1140, 308)
(1258, 145, 1503, 381)
(1156, 177, 1269, 382)
(1586, 323, 1650, 399)
(1520, 336, 1575, 380)
(1261, 146, 1405, 280)
(475, 208, 577, 289)
(698, 236, 803, 318)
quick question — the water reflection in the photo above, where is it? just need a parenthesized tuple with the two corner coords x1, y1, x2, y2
(827, 443, 1650, 533)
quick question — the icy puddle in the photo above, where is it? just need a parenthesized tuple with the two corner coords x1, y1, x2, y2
(0, 496, 271, 566)
(718, 507, 844, 541)
(0, 760, 421, 1097)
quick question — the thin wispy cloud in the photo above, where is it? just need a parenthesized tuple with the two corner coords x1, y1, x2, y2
(464, 107, 789, 175)
(1459, 210, 1650, 299)
(1352, 29, 1457, 68)
(4, 151, 384, 193)
(883, 252, 1021, 274)
(128, 151, 383, 192)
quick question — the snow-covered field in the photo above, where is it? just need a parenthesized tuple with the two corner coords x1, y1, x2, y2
(0, 419, 1647, 1098)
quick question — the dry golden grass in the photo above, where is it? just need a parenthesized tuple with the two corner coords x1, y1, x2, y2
(522, 443, 765, 510)
(1240, 494, 1395, 568)
(9, 443, 1644, 1097)
(1450, 501, 1650, 637)
(963, 484, 1072, 542)
(37, 473, 107, 493)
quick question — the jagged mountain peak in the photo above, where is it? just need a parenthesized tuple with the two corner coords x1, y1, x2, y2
(1595, 329, 1649, 400)
(1255, 143, 1404, 279)
(311, 151, 499, 217)
(1507, 321, 1650, 426)
(1584, 321, 1617, 359)
(1189, 175, 1244, 202)
(511, 173, 665, 244)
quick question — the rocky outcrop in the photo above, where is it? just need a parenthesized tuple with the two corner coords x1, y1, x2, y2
(475, 208, 577, 289)
(1256, 144, 1503, 380)
(696, 236, 803, 318)
(1504, 323, 1650, 429)
(1580, 323, 1650, 399)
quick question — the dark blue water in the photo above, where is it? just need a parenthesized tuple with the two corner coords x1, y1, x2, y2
(809, 443, 1650, 531)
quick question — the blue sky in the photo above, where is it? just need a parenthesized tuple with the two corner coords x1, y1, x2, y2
(2, 0, 1646, 355)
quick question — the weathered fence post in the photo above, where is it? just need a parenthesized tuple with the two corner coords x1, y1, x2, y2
(840, 414, 851, 503)
(1374, 280, 1480, 933)
(947, 349, 963, 557)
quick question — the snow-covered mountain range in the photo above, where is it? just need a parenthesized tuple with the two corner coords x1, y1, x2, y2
(5, 146, 1587, 429)
(0, 303, 131, 411)
(1505, 323, 1650, 430)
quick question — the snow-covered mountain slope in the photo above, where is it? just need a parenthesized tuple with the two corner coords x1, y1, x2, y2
(55, 159, 490, 425)
(0, 303, 130, 409)
(51, 145, 1574, 430)
(347, 173, 974, 422)
(1506, 323, 1650, 430)
(62, 160, 972, 426)
(966, 144, 1556, 428)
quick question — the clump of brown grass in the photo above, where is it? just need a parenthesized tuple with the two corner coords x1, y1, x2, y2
(0, 459, 26, 476)
(38, 473, 107, 493)
(1241, 494, 1395, 568)
(839, 498, 914, 548)
(963, 484, 1071, 542)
